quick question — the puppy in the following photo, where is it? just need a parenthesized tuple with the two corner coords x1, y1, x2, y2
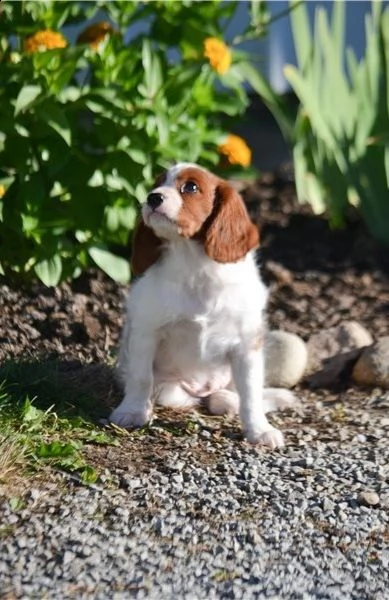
(110, 163, 296, 448)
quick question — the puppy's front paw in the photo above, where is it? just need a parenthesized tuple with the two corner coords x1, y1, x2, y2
(109, 405, 152, 429)
(245, 427, 285, 449)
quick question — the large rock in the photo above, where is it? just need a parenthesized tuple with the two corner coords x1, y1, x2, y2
(305, 321, 373, 386)
(265, 330, 308, 388)
(352, 337, 389, 389)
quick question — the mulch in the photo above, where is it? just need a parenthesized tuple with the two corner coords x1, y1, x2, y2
(0, 163, 388, 419)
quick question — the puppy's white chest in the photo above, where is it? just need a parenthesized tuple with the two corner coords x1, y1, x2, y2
(156, 315, 236, 369)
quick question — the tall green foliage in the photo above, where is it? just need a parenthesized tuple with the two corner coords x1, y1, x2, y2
(284, 0, 389, 244)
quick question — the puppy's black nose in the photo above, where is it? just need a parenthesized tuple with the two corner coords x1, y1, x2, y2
(147, 192, 164, 210)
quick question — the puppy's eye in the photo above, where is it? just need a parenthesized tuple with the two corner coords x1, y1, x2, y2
(181, 181, 198, 194)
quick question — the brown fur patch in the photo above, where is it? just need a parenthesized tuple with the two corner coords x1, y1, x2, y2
(153, 172, 166, 188)
(200, 181, 259, 263)
(175, 168, 218, 238)
(131, 218, 163, 276)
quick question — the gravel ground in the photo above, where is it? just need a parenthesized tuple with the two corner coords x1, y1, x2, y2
(1, 391, 389, 599)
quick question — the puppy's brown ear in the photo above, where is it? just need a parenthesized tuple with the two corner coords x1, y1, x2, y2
(131, 218, 163, 276)
(203, 181, 259, 263)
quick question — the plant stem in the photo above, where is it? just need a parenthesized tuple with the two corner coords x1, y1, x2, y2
(232, 0, 304, 46)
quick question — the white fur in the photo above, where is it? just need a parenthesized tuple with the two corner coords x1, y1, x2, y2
(110, 165, 296, 448)
(142, 186, 182, 240)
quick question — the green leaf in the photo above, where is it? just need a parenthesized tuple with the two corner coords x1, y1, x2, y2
(88, 246, 130, 283)
(331, 0, 345, 59)
(385, 145, 389, 189)
(126, 148, 147, 165)
(9, 497, 25, 511)
(105, 206, 120, 232)
(238, 61, 294, 140)
(21, 400, 42, 424)
(36, 441, 77, 459)
(80, 465, 98, 484)
(37, 104, 72, 146)
(155, 112, 170, 146)
(34, 255, 62, 287)
(14, 85, 42, 115)
(289, 0, 312, 70)
(118, 204, 138, 230)
(141, 40, 163, 98)
(250, 0, 269, 29)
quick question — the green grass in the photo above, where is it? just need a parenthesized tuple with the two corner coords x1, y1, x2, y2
(0, 360, 119, 486)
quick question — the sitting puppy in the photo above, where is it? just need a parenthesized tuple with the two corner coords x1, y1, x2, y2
(110, 163, 296, 448)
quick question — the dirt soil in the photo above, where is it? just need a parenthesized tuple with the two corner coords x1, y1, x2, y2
(0, 164, 388, 476)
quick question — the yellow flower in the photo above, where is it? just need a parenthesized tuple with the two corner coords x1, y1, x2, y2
(24, 30, 67, 54)
(0, 185, 5, 198)
(218, 134, 252, 168)
(77, 21, 116, 50)
(203, 37, 231, 75)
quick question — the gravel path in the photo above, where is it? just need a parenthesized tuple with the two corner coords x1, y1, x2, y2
(1, 393, 388, 599)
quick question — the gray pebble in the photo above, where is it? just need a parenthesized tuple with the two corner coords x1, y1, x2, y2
(358, 491, 381, 507)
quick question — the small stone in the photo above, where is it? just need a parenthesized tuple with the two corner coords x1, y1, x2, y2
(28, 489, 41, 502)
(20, 323, 41, 340)
(358, 491, 380, 507)
(265, 261, 294, 286)
(63, 550, 75, 565)
(83, 314, 102, 340)
(352, 337, 389, 389)
(322, 498, 335, 512)
(72, 293, 88, 316)
(306, 321, 373, 384)
(265, 330, 308, 388)
(379, 493, 389, 508)
(7, 514, 19, 525)
(307, 321, 373, 368)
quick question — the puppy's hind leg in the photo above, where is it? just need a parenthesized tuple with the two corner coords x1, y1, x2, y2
(208, 387, 298, 415)
(208, 389, 239, 416)
(262, 388, 299, 413)
(154, 382, 200, 410)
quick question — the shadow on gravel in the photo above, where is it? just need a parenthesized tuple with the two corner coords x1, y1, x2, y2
(0, 360, 120, 420)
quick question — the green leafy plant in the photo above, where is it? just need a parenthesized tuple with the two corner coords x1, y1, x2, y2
(0, 0, 290, 285)
(284, 0, 389, 244)
(0, 378, 118, 484)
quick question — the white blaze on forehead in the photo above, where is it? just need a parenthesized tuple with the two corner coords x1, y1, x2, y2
(164, 163, 209, 187)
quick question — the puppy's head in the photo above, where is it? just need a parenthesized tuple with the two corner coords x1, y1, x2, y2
(131, 162, 259, 275)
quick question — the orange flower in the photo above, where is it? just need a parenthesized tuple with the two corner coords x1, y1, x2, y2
(77, 21, 115, 50)
(24, 30, 67, 54)
(203, 37, 231, 75)
(0, 185, 5, 198)
(218, 134, 252, 167)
